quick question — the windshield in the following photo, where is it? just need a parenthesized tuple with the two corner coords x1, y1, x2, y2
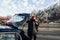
(9, 15, 25, 22)
(0, 33, 15, 40)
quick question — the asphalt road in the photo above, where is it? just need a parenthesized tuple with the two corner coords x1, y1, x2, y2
(37, 30, 60, 40)
(22, 27, 60, 40)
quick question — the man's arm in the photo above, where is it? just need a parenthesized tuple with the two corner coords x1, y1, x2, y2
(35, 21, 39, 32)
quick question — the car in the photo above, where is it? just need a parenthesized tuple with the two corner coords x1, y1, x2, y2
(7, 13, 30, 27)
(0, 13, 30, 40)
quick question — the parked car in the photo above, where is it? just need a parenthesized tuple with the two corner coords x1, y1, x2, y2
(0, 13, 30, 40)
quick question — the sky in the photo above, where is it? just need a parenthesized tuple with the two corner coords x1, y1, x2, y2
(0, 0, 58, 16)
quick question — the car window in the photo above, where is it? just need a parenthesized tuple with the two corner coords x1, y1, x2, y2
(9, 15, 25, 22)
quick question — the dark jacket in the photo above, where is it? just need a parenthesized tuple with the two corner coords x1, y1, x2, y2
(27, 19, 35, 31)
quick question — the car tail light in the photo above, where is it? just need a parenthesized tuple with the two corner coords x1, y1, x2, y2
(7, 22, 12, 25)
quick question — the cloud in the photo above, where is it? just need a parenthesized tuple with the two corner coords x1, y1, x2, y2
(32, 0, 37, 3)
(1, 0, 11, 7)
(39, 0, 45, 4)
(32, 0, 45, 4)
(45, 0, 59, 9)
(0, 0, 18, 16)
(39, 0, 45, 2)
(22, 0, 28, 7)
(21, 5, 33, 13)
(0, 0, 59, 16)
(32, 0, 45, 10)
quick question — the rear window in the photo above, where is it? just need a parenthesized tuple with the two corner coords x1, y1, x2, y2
(9, 15, 25, 22)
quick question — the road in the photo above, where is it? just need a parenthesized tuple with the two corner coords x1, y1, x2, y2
(22, 27, 60, 40)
